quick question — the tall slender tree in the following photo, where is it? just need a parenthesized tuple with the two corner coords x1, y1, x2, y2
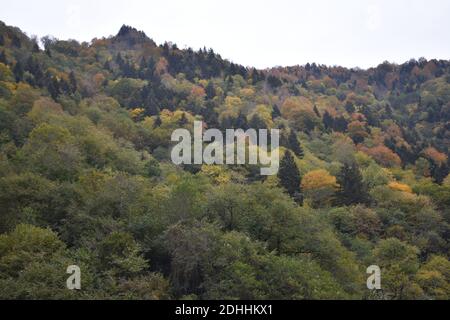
(13, 61, 24, 82)
(0, 51, 6, 64)
(278, 150, 303, 204)
(335, 163, 370, 205)
(69, 71, 77, 94)
(288, 130, 304, 158)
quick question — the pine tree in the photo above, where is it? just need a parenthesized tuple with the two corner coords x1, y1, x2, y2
(225, 75, 233, 93)
(278, 150, 302, 203)
(146, 57, 156, 79)
(322, 111, 334, 130)
(13, 61, 24, 82)
(345, 101, 355, 113)
(179, 112, 188, 126)
(334, 116, 348, 132)
(288, 130, 304, 158)
(248, 114, 267, 130)
(122, 60, 136, 78)
(235, 112, 248, 129)
(12, 35, 21, 48)
(69, 71, 77, 94)
(0, 34, 4, 46)
(32, 42, 40, 53)
(271, 104, 281, 119)
(251, 68, 264, 85)
(154, 116, 162, 128)
(0, 51, 6, 64)
(104, 60, 111, 71)
(267, 75, 282, 89)
(115, 53, 124, 67)
(205, 81, 215, 100)
(430, 161, 449, 185)
(59, 78, 71, 95)
(139, 57, 147, 75)
(47, 76, 60, 100)
(335, 163, 370, 205)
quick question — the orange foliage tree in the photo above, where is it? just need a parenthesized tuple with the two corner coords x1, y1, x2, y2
(363, 145, 402, 168)
(423, 147, 447, 166)
(388, 181, 413, 193)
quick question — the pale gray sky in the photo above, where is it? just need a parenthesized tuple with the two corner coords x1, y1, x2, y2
(1, 0, 449, 69)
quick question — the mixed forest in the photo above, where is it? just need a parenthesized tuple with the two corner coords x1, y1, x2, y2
(0, 22, 449, 299)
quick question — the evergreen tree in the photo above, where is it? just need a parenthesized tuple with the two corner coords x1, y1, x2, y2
(104, 60, 111, 71)
(59, 78, 71, 95)
(430, 161, 449, 185)
(25, 56, 37, 74)
(69, 71, 77, 94)
(335, 163, 370, 205)
(0, 34, 4, 46)
(0, 51, 6, 64)
(32, 42, 40, 53)
(154, 116, 162, 128)
(122, 60, 136, 78)
(146, 57, 156, 79)
(47, 76, 60, 100)
(235, 112, 248, 129)
(248, 114, 267, 130)
(225, 75, 233, 93)
(267, 75, 282, 89)
(322, 111, 334, 130)
(251, 68, 261, 85)
(24, 56, 44, 86)
(116, 53, 124, 67)
(288, 130, 304, 158)
(272, 104, 281, 119)
(13, 61, 24, 82)
(334, 116, 348, 132)
(12, 35, 21, 48)
(201, 101, 219, 128)
(205, 81, 215, 100)
(345, 101, 355, 113)
(179, 112, 188, 126)
(385, 104, 393, 117)
(278, 151, 302, 204)
(139, 57, 147, 75)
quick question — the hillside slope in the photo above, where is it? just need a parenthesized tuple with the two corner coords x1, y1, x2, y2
(0, 21, 449, 299)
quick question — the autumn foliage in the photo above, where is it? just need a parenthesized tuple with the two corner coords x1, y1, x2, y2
(388, 181, 413, 193)
(362, 145, 402, 167)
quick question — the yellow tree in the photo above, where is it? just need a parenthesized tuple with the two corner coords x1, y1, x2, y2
(301, 169, 338, 207)
(281, 97, 319, 132)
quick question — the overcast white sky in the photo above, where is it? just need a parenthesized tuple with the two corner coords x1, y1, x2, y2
(1, 0, 449, 69)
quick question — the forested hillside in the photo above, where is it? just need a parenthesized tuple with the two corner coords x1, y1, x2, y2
(0, 21, 449, 299)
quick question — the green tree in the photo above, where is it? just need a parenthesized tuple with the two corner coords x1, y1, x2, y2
(68, 71, 77, 94)
(372, 238, 420, 299)
(288, 130, 304, 158)
(278, 150, 302, 203)
(0, 51, 7, 64)
(335, 163, 370, 205)
(0, 224, 78, 299)
(19, 123, 83, 181)
(13, 61, 24, 82)
(416, 255, 450, 300)
(98, 231, 147, 277)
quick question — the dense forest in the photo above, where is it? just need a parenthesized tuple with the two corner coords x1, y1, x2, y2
(0, 21, 449, 300)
